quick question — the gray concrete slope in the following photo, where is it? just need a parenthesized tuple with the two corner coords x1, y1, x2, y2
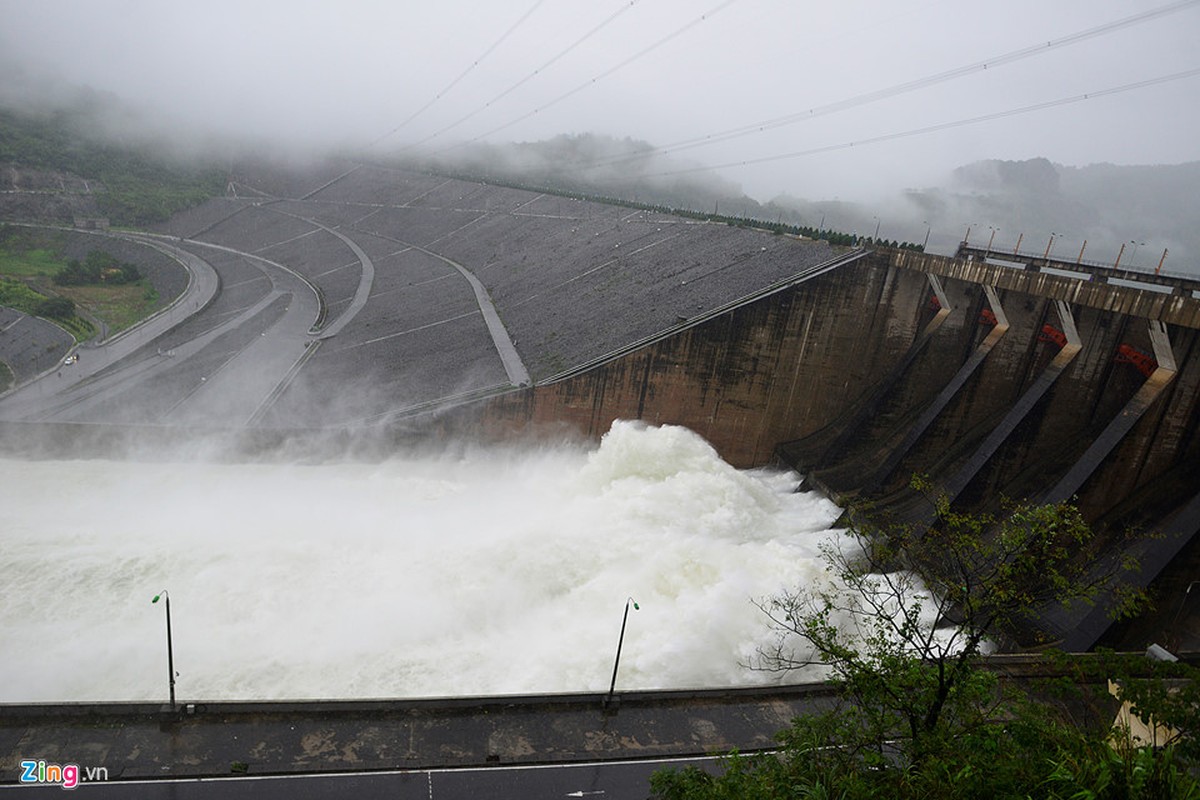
(4, 164, 845, 428)
(0, 309, 73, 383)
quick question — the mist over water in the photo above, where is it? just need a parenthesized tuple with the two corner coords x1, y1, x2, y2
(0, 421, 846, 702)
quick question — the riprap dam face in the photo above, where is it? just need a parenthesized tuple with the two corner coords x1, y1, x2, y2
(2, 162, 1197, 650)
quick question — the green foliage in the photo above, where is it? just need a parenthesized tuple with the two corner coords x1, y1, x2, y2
(1043, 741, 1200, 800)
(753, 485, 1142, 753)
(54, 249, 141, 286)
(0, 229, 155, 337)
(0, 227, 68, 277)
(0, 107, 224, 227)
(0, 278, 91, 338)
(34, 295, 75, 319)
(95, 172, 222, 227)
(1064, 650, 1200, 763)
(0, 277, 51, 316)
(651, 491, 1190, 799)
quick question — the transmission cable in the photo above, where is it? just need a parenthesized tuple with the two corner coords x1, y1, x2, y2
(397, 0, 643, 153)
(370, 0, 547, 148)
(582, 0, 1200, 169)
(641, 65, 1200, 178)
(427, 0, 740, 156)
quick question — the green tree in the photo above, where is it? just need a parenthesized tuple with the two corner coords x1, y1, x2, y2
(752, 484, 1141, 757)
(34, 295, 75, 319)
(650, 486, 1193, 799)
(54, 250, 141, 286)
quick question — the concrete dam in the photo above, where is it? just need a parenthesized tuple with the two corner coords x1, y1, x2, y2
(2, 161, 1197, 654)
(473, 244, 1200, 651)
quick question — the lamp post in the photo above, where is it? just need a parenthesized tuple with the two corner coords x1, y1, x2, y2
(151, 590, 175, 711)
(872, 216, 880, 241)
(1044, 232, 1060, 262)
(986, 226, 999, 257)
(922, 221, 930, 252)
(1129, 240, 1146, 268)
(604, 597, 639, 708)
(1168, 582, 1197, 648)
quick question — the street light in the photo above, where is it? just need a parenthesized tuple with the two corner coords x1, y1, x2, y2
(1044, 232, 1060, 262)
(1168, 582, 1198, 648)
(1129, 240, 1146, 268)
(151, 590, 176, 711)
(604, 597, 639, 708)
(922, 221, 930, 252)
(872, 216, 881, 241)
(986, 226, 999, 257)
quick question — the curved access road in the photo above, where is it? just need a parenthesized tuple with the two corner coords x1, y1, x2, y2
(0, 232, 220, 421)
(0, 233, 323, 428)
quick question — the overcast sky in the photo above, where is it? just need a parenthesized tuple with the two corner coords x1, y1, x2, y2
(2, 0, 1198, 200)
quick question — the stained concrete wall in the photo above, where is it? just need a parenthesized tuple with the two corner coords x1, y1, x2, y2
(478, 254, 927, 467)
(473, 249, 1200, 527)
(468, 248, 1200, 648)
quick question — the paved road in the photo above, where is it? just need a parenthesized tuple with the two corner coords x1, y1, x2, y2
(0, 755, 721, 799)
(0, 234, 322, 427)
(0, 233, 220, 421)
(162, 240, 321, 427)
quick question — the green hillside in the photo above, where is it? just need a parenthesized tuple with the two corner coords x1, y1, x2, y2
(0, 106, 224, 227)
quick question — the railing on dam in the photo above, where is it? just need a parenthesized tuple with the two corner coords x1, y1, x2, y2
(953, 242, 1200, 297)
(883, 246, 1200, 329)
(1, 652, 1191, 781)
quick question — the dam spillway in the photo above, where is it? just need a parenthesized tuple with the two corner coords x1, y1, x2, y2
(0, 422, 847, 703)
(2, 161, 1198, 660)
(469, 243, 1200, 650)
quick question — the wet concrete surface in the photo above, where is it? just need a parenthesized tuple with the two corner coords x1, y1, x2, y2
(0, 685, 838, 782)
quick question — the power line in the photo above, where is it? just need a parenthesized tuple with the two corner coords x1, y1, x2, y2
(370, 0, 547, 148)
(426, 0, 740, 156)
(584, 0, 1200, 168)
(641, 65, 1200, 178)
(398, 1, 642, 153)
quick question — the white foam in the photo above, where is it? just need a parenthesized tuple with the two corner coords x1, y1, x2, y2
(0, 420, 846, 702)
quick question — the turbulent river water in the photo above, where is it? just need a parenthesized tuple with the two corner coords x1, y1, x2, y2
(0, 421, 848, 702)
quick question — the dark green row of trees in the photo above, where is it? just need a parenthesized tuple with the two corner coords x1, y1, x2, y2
(53, 249, 141, 286)
(652, 483, 1197, 799)
(400, 161, 926, 252)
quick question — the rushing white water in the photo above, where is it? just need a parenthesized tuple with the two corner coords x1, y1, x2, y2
(0, 421, 847, 702)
